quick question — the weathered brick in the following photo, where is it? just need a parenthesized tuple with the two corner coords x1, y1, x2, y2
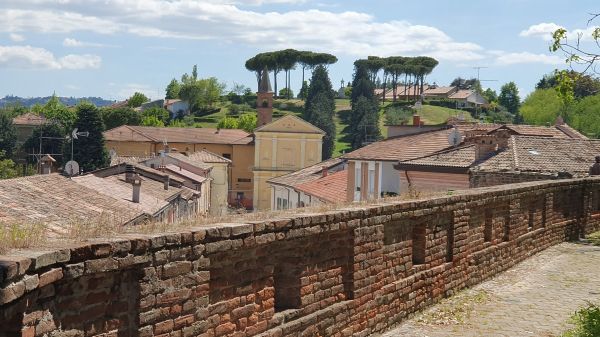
(38, 268, 63, 288)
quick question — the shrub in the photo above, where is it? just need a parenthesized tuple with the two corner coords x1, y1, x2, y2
(563, 302, 600, 337)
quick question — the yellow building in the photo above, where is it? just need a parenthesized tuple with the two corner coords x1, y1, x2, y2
(251, 68, 324, 210)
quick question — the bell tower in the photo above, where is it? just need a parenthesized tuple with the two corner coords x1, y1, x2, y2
(257, 67, 273, 127)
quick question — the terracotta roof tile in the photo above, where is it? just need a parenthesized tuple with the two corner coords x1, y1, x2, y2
(12, 113, 47, 126)
(0, 174, 142, 236)
(398, 145, 476, 169)
(267, 157, 346, 188)
(185, 150, 231, 164)
(474, 136, 600, 177)
(104, 125, 253, 145)
(294, 170, 348, 203)
(345, 123, 586, 162)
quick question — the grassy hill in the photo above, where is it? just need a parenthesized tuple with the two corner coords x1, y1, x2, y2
(193, 98, 470, 157)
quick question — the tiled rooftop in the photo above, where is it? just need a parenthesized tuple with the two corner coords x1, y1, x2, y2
(294, 170, 348, 203)
(104, 125, 253, 145)
(345, 122, 587, 162)
(474, 136, 600, 177)
(12, 113, 47, 126)
(398, 145, 477, 169)
(267, 157, 346, 188)
(0, 174, 141, 236)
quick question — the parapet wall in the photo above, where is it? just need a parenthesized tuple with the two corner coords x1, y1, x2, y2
(2, 178, 600, 337)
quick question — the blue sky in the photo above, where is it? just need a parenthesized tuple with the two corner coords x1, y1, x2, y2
(0, 0, 598, 101)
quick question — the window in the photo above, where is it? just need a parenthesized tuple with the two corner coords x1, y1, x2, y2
(354, 164, 361, 201)
(236, 192, 244, 200)
(276, 197, 288, 210)
(273, 266, 300, 312)
(237, 178, 251, 183)
(368, 168, 375, 199)
(222, 153, 231, 160)
(503, 214, 510, 242)
(484, 209, 493, 242)
(528, 207, 535, 231)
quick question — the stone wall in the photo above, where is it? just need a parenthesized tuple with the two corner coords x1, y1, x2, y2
(2, 178, 600, 337)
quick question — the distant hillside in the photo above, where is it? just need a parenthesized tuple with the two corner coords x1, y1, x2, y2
(0, 95, 116, 108)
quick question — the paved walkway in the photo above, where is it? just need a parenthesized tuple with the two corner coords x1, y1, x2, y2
(378, 241, 600, 337)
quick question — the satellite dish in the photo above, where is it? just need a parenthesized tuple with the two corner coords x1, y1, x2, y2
(65, 160, 80, 176)
(448, 129, 462, 147)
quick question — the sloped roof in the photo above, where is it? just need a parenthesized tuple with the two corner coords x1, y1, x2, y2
(0, 174, 143, 236)
(397, 145, 477, 170)
(344, 128, 459, 162)
(474, 136, 600, 177)
(254, 114, 325, 134)
(294, 170, 348, 203)
(12, 113, 47, 126)
(163, 164, 208, 184)
(110, 155, 153, 166)
(185, 150, 231, 164)
(346, 122, 587, 162)
(423, 86, 457, 95)
(268, 157, 346, 188)
(104, 125, 253, 145)
(448, 90, 475, 100)
(165, 152, 213, 170)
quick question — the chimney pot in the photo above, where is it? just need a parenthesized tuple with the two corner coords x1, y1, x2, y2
(131, 174, 141, 203)
(164, 175, 170, 190)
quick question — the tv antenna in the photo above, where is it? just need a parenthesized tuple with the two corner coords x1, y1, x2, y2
(66, 128, 89, 178)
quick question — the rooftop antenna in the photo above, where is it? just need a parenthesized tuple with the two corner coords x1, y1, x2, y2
(65, 128, 89, 178)
(472, 66, 498, 119)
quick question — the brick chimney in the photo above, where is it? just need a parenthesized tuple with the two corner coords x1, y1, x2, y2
(413, 114, 421, 127)
(467, 129, 511, 161)
(125, 164, 136, 183)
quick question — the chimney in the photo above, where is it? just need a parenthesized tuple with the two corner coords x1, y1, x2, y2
(322, 166, 328, 178)
(164, 175, 170, 190)
(413, 114, 421, 127)
(125, 164, 135, 183)
(472, 130, 511, 161)
(131, 174, 142, 203)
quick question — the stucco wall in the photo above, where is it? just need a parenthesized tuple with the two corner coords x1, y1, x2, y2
(2, 178, 600, 336)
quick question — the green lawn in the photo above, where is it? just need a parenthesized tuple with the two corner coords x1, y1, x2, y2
(192, 98, 468, 157)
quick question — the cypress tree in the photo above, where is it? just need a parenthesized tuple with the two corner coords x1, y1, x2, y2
(71, 102, 109, 172)
(0, 113, 17, 158)
(350, 62, 381, 149)
(304, 65, 336, 160)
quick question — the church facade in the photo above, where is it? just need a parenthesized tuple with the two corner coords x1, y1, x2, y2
(252, 68, 324, 210)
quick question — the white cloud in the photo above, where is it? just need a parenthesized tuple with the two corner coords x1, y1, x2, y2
(0, 45, 101, 69)
(9, 33, 25, 42)
(494, 52, 563, 66)
(521, 22, 599, 41)
(519, 22, 563, 40)
(62, 37, 116, 48)
(0, 1, 485, 62)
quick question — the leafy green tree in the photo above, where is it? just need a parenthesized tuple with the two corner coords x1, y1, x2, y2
(217, 117, 238, 129)
(165, 79, 181, 99)
(498, 82, 521, 118)
(142, 107, 170, 124)
(168, 119, 186, 128)
(451, 77, 482, 92)
(482, 88, 498, 103)
(237, 114, 257, 133)
(141, 115, 165, 127)
(127, 92, 149, 108)
(71, 102, 109, 172)
(179, 66, 225, 114)
(101, 107, 142, 130)
(298, 81, 309, 100)
(520, 89, 562, 125)
(536, 70, 600, 99)
(0, 113, 17, 158)
(0, 151, 19, 179)
(570, 94, 600, 137)
(43, 94, 76, 130)
(279, 88, 294, 98)
(21, 123, 65, 165)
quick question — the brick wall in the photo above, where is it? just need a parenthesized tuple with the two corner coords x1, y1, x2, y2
(2, 178, 600, 337)
(469, 170, 569, 188)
